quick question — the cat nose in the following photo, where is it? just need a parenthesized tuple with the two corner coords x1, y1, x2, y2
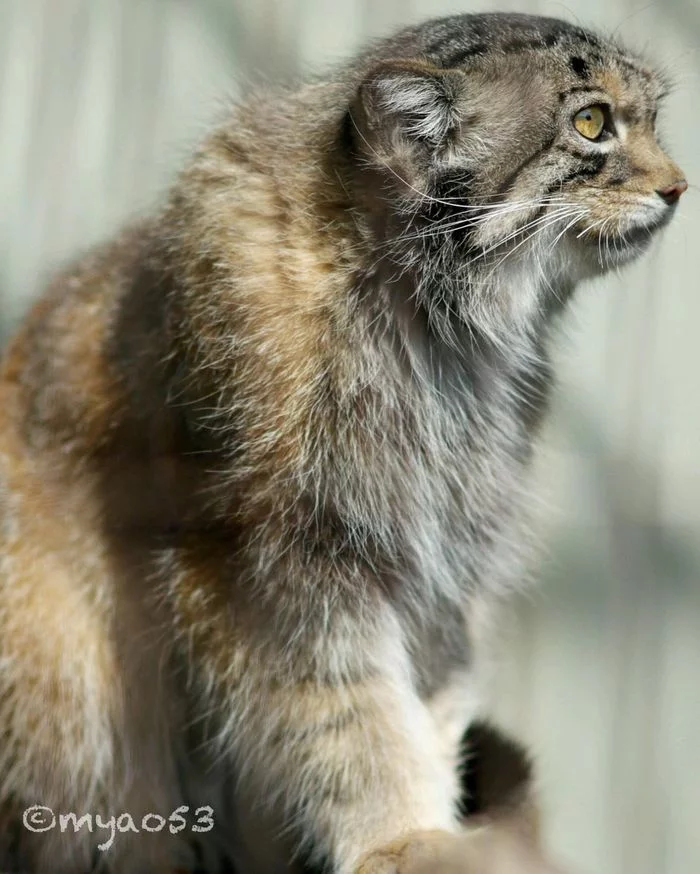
(656, 180, 688, 205)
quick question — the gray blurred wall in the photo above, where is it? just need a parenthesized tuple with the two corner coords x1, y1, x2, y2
(0, 2, 698, 873)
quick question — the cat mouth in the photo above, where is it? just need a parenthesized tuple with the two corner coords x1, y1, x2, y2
(577, 204, 675, 256)
(570, 206, 675, 271)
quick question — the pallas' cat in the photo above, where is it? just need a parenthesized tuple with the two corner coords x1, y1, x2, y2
(0, 12, 685, 874)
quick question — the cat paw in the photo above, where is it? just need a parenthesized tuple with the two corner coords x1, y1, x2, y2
(353, 827, 566, 874)
(354, 830, 454, 874)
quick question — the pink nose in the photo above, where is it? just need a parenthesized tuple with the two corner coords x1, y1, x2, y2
(656, 180, 688, 205)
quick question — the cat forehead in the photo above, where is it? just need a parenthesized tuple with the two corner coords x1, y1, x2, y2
(480, 46, 664, 112)
(393, 13, 666, 105)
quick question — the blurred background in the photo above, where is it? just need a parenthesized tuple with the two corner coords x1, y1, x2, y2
(0, 1, 698, 873)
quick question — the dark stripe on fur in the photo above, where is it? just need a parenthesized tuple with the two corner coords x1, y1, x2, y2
(555, 143, 594, 160)
(558, 84, 601, 100)
(496, 134, 558, 196)
(547, 152, 608, 192)
(444, 42, 490, 66)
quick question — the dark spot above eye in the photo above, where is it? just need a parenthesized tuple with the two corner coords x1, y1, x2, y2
(570, 56, 589, 78)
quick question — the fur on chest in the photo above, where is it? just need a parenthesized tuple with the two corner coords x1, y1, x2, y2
(303, 326, 543, 609)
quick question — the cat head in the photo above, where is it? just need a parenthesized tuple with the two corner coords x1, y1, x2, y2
(348, 14, 685, 330)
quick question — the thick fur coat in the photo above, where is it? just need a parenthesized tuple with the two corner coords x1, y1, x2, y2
(0, 12, 685, 874)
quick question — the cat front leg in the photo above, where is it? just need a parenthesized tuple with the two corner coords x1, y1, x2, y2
(248, 628, 460, 873)
(175, 590, 462, 874)
(169, 546, 563, 874)
(355, 722, 564, 874)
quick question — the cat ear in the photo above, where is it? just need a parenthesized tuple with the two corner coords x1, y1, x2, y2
(353, 61, 466, 157)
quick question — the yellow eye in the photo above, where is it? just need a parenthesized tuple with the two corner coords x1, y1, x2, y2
(573, 105, 606, 140)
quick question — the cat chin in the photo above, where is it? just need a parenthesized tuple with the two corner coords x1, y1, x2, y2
(563, 230, 657, 280)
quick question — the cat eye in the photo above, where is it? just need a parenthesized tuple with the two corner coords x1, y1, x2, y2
(573, 105, 607, 141)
